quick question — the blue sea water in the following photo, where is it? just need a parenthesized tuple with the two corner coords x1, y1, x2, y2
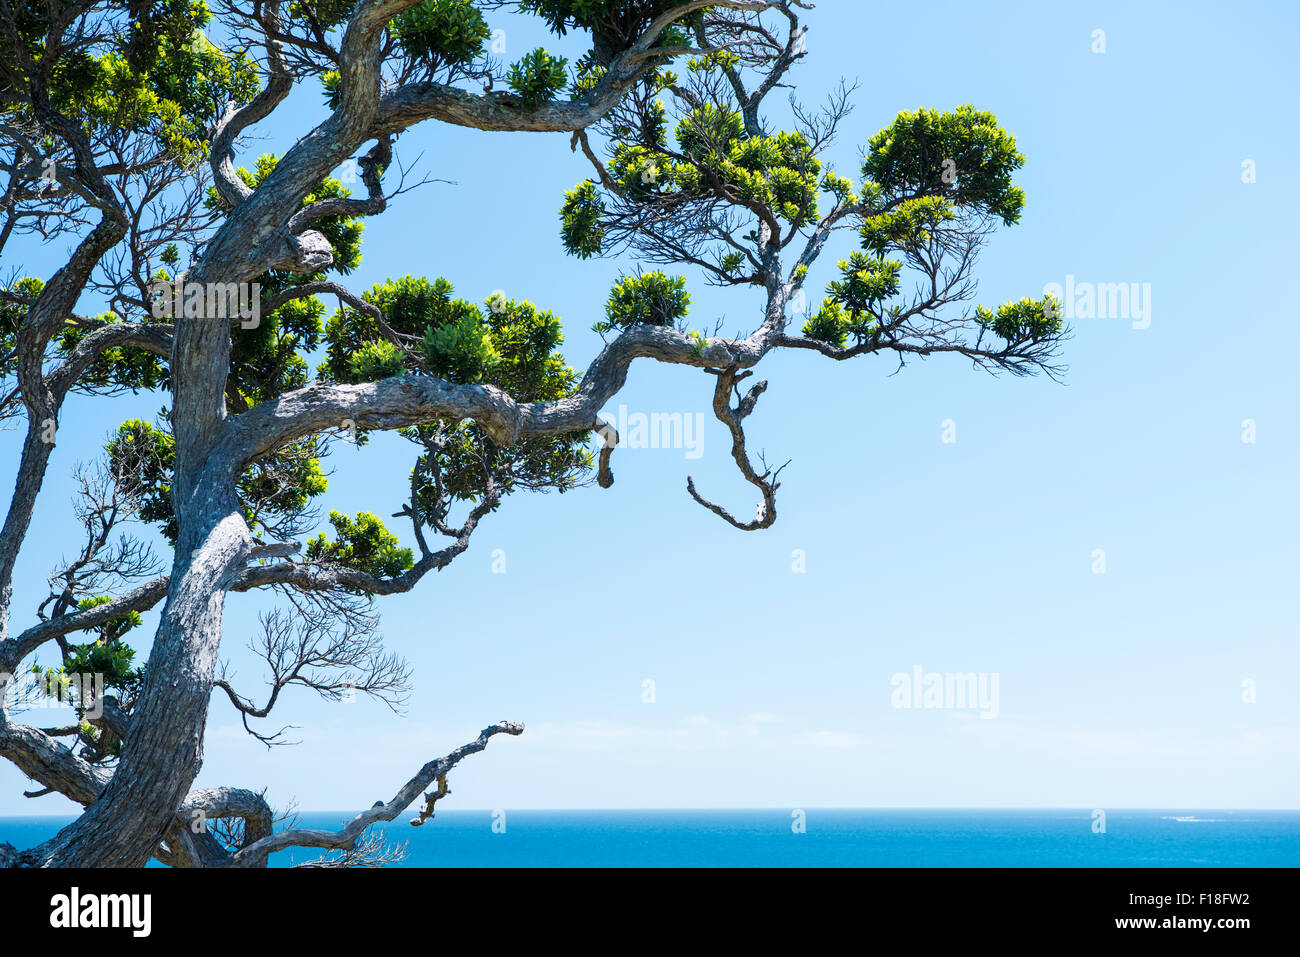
(3, 809, 1297, 866)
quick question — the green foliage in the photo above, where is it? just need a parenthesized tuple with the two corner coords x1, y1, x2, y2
(719, 130, 821, 225)
(821, 170, 857, 207)
(521, 0, 698, 48)
(217, 154, 364, 275)
(319, 274, 591, 510)
(571, 102, 824, 250)
(863, 105, 1026, 224)
(349, 340, 407, 382)
(107, 420, 178, 541)
(421, 311, 501, 384)
(59, 637, 140, 693)
(27, 593, 142, 754)
(410, 420, 592, 522)
(858, 196, 955, 256)
(803, 250, 913, 348)
(975, 296, 1064, 343)
(107, 417, 327, 543)
(637, 98, 669, 148)
(560, 180, 606, 258)
(406, 293, 589, 516)
(608, 143, 663, 198)
(506, 48, 569, 107)
(675, 102, 746, 160)
(801, 301, 848, 348)
(323, 276, 580, 395)
(321, 69, 342, 109)
(481, 296, 577, 401)
(30, 592, 145, 709)
(598, 271, 690, 333)
(73, 595, 144, 645)
(824, 252, 900, 327)
(569, 53, 607, 95)
(288, 0, 357, 30)
(6, 279, 171, 397)
(1, 277, 44, 381)
(25, 1, 259, 164)
(305, 511, 415, 579)
(321, 275, 480, 384)
(238, 443, 329, 535)
(392, 0, 490, 69)
(686, 49, 739, 74)
(227, 293, 325, 408)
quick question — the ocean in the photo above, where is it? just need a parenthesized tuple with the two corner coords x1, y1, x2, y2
(2, 809, 1297, 866)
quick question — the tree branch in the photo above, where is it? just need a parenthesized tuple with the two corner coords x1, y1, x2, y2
(231, 720, 522, 866)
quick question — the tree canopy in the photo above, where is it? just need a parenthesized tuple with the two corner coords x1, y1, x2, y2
(0, 0, 1065, 868)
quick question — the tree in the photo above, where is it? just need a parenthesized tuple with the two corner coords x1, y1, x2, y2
(0, 0, 1065, 868)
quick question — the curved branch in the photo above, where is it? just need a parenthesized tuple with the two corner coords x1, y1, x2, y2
(287, 137, 393, 231)
(0, 576, 168, 672)
(219, 322, 770, 472)
(232, 482, 498, 596)
(685, 367, 785, 529)
(259, 278, 410, 356)
(210, 2, 294, 208)
(0, 709, 111, 807)
(231, 720, 523, 866)
(774, 331, 1068, 378)
(369, 1, 782, 136)
(179, 786, 274, 850)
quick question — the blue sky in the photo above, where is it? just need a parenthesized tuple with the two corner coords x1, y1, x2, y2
(2, 0, 1298, 816)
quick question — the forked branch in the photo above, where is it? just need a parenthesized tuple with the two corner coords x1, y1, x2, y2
(686, 366, 786, 530)
(230, 720, 523, 867)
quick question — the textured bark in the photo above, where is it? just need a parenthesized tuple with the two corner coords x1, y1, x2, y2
(38, 502, 251, 866)
(0, 216, 127, 644)
(0, 714, 112, 805)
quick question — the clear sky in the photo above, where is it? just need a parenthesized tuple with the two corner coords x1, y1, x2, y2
(2, 0, 1298, 816)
